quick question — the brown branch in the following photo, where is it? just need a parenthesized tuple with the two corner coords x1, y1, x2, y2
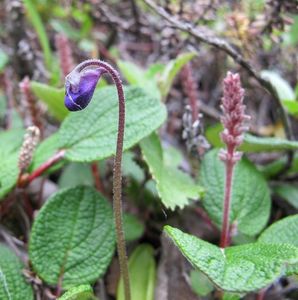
(144, 0, 294, 157)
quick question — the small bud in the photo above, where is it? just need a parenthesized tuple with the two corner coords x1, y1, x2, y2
(65, 67, 106, 111)
(18, 126, 40, 173)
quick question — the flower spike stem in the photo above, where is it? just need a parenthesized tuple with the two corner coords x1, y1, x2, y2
(219, 72, 250, 248)
(66, 59, 131, 300)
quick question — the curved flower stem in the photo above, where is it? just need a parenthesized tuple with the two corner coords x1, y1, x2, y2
(72, 59, 131, 300)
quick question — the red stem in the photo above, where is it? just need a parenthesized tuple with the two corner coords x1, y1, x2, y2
(18, 150, 65, 187)
(220, 147, 235, 248)
(256, 288, 267, 300)
(91, 163, 105, 194)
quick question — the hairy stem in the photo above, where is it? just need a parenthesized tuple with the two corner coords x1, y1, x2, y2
(74, 59, 131, 300)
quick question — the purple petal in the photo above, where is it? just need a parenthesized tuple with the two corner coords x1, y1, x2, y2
(65, 68, 104, 111)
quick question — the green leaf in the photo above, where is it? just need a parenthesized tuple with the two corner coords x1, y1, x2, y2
(140, 133, 204, 210)
(206, 123, 298, 152)
(0, 244, 34, 300)
(273, 184, 298, 209)
(59, 86, 167, 162)
(261, 70, 295, 101)
(190, 270, 214, 296)
(29, 186, 115, 288)
(123, 214, 145, 242)
(58, 163, 94, 188)
(165, 226, 298, 292)
(199, 149, 270, 236)
(117, 60, 161, 99)
(58, 285, 97, 300)
(258, 215, 298, 248)
(31, 82, 69, 121)
(23, 0, 52, 71)
(122, 151, 145, 182)
(159, 52, 196, 99)
(258, 215, 298, 275)
(30, 132, 63, 172)
(117, 244, 156, 300)
(0, 129, 24, 154)
(0, 129, 24, 200)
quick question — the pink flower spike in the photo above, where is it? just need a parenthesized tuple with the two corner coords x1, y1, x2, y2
(219, 72, 250, 163)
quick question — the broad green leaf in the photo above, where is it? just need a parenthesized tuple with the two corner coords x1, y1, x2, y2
(199, 149, 270, 236)
(0, 129, 24, 200)
(259, 215, 298, 247)
(190, 270, 214, 296)
(59, 86, 167, 162)
(206, 123, 298, 152)
(123, 214, 145, 242)
(165, 226, 298, 292)
(58, 163, 94, 188)
(273, 184, 298, 209)
(0, 244, 34, 300)
(117, 244, 156, 300)
(223, 293, 241, 300)
(29, 186, 115, 288)
(23, 0, 52, 71)
(259, 215, 298, 274)
(58, 285, 97, 300)
(159, 52, 196, 99)
(261, 70, 295, 101)
(140, 133, 204, 209)
(31, 82, 69, 121)
(117, 61, 161, 99)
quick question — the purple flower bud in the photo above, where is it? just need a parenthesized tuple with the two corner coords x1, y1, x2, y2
(64, 68, 105, 111)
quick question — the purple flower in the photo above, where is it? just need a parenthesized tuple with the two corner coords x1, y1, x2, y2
(65, 68, 105, 111)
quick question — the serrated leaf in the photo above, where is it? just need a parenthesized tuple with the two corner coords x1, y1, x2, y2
(140, 133, 204, 210)
(258, 215, 298, 275)
(206, 123, 298, 152)
(165, 226, 298, 292)
(59, 86, 167, 162)
(159, 52, 196, 99)
(0, 244, 34, 300)
(123, 214, 145, 242)
(117, 244, 156, 300)
(199, 149, 270, 236)
(58, 285, 97, 300)
(273, 184, 298, 209)
(29, 186, 115, 288)
(261, 70, 295, 101)
(31, 82, 69, 121)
